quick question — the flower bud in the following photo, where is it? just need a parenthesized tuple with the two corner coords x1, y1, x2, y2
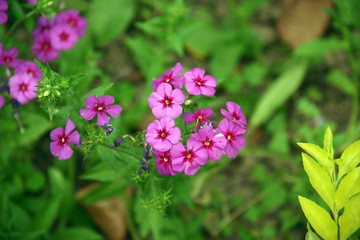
(44, 91, 50, 97)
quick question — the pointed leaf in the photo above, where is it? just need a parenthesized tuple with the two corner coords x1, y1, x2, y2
(323, 127, 334, 158)
(298, 196, 337, 240)
(305, 223, 321, 240)
(96, 145, 118, 172)
(339, 193, 360, 240)
(298, 143, 334, 177)
(301, 153, 335, 210)
(339, 140, 360, 179)
(336, 168, 360, 210)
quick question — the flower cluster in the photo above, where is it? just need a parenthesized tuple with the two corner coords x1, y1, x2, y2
(146, 63, 248, 176)
(32, 10, 87, 62)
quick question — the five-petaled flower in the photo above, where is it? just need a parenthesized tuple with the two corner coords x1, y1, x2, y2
(80, 95, 123, 126)
(15, 61, 43, 80)
(50, 24, 78, 50)
(152, 149, 178, 176)
(152, 62, 184, 91)
(56, 10, 87, 37)
(9, 74, 38, 104)
(32, 33, 60, 62)
(184, 68, 217, 96)
(0, 47, 19, 67)
(147, 83, 185, 119)
(183, 107, 213, 131)
(50, 119, 81, 160)
(145, 117, 181, 152)
(221, 101, 247, 127)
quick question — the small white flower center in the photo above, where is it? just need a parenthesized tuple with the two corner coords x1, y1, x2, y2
(165, 78, 170, 83)
(98, 107, 103, 111)
(186, 153, 192, 159)
(165, 99, 170, 105)
(227, 135, 231, 141)
(61, 138, 65, 143)
(204, 141, 210, 146)
(161, 132, 166, 138)
(197, 81, 201, 86)
(163, 157, 169, 162)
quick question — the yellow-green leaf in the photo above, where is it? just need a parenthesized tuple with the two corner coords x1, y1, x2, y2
(298, 196, 337, 240)
(302, 153, 335, 210)
(298, 143, 334, 178)
(336, 168, 360, 210)
(323, 127, 334, 159)
(339, 193, 360, 240)
(339, 140, 360, 179)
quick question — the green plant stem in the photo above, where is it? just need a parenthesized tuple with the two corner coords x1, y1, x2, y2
(332, 163, 339, 238)
(112, 147, 140, 162)
(122, 194, 142, 240)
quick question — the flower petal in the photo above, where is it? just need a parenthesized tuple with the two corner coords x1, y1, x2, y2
(80, 108, 97, 120)
(64, 119, 76, 136)
(183, 112, 195, 124)
(200, 86, 216, 96)
(105, 104, 122, 118)
(84, 95, 98, 108)
(67, 130, 81, 146)
(58, 143, 74, 160)
(184, 161, 201, 175)
(96, 111, 111, 126)
(98, 95, 115, 106)
(50, 127, 64, 141)
(167, 127, 181, 144)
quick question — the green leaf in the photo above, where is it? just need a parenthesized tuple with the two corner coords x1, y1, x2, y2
(88, 0, 134, 45)
(80, 161, 127, 182)
(298, 196, 337, 240)
(339, 193, 360, 240)
(81, 83, 114, 102)
(301, 153, 335, 210)
(52, 227, 103, 240)
(80, 181, 127, 204)
(294, 38, 347, 59)
(31, 195, 61, 231)
(326, 69, 355, 96)
(96, 145, 118, 172)
(48, 167, 67, 196)
(305, 223, 321, 240)
(323, 127, 334, 159)
(298, 143, 334, 178)
(250, 61, 307, 129)
(336, 168, 360, 210)
(17, 113, 51, 146)
(338, 140, 360, 179)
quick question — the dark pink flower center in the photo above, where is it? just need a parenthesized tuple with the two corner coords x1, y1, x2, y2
(232, 112, 240, 121)
(42, 42, 51, 51)
(183, 150, 195, 162)
(162, 96, 173, 107)
(27, 69, 35, 77)
(195, 77, 204, 86)
(158, 129, 168, 139)
(4, 57, 11, 63)
(94, 103, 107, 112)
(226, 132, 234, 143)
(60, 32, 69, 41)
(203, 139, 213, 149)
(19, 83, 28, 92)
(68, 18, 77, 27)
(160, 154, 171, 165)
(58, 135, 67, 145)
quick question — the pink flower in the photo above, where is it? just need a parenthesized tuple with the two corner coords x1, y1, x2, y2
(190, 125, 227, 161)
(9, 74, 38, 104)
(171, 139, 208, 175)
(50, 119, 80, 160)
(147, 83, 185, 119)
(56, 10, 87, 37)
(145, 117, 181, 152)
(0, 47, 20, 67)
(32, 33, 60, 62)
(183, 107, 213, 131)
(0, 94, 4, 109)
(152, 62, 185, 91)
(32, 16, 55, 36)
(15, 61, 43, 79)
(27, 0, 37, 4)
(50, 24, 78, 50)
(0, 0, 8, 24)
(80, 95, 122, 126)
(221, 101, 247, 127)
(152, 149, 178, 176)
(217, 118, 247, 158)
(184, 68, 217, 96)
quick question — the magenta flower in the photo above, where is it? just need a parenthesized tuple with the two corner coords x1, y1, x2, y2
(221, 101, 247, 127)
(15, 61, 43, 79)
(183, 107, 213, 131)
(190, 125, 227, 161)
(32, 16, 55, 37)
(152, 62, 185, 91)
(0, 0, 8, 24)
(50, 24, 78, 50)
(80, 95, 122, 126)
(0, 94, 4, 109)
(184, 68, 217, 96)
(171, 139, 208, 175)
(152, 149, 178, 176)
(50, 119, 80, 160)
(9, 74, 38, 104)
(145, 117, 181, 152)
(217, 118, 247, 158)
(27, 0, 37, 4)
(0, 47, 19, 67)
(32, 33, 60, 62)
(56, 10, 87, 37)
(147, 83, 185, 119)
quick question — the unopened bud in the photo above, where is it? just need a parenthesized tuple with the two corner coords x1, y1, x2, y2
(55, 91, 61, 96)
(43, 91, 50, 97)
(184, 99, 192, 105)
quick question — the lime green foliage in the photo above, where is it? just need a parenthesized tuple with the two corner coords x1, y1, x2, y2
(298, 127, 360, 240)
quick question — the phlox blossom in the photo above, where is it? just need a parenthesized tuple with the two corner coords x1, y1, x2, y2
(50, 119, 81, 160)
(80, 95, 122, 126)
(0, 47, 19, 67)
(184, 68, 217, 96)
(152, 149, 178, 176)
(27, 0, 37, 4)
(32, 33, 60, 62)
(145, 117, 181, 152)
(32, 16, 55, 36)
(152, 62, 184, 91)
(221, 101, 247, 127)
(0, 0, 8, 24)
(190, 125, 227, 161)
(9, 74, 38, 104)
(217, 118, 247, 158)
(183, 107, 213, 131)
(15, 61, 43, 79)
(171, 138, 208, 175)
(50, 24, 78, 50)
(147, 83, 185, 119)
(56, 10, 87, 37)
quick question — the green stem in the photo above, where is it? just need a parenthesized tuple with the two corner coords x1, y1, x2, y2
(332, 163, 339, 238)
(112, 147, 140, 162)
(122, 194, 142, 240)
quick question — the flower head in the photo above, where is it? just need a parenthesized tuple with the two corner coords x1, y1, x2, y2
(9, 74, 38, 104)
(190, 125, 227, 161)
(147, 83, 185, 119)
(32, 33, 60, 62)
(183, 107, 213, 131)
(56, 10, 87, 37)
(0, 94, 4, 109)
(80, 95, 122, 126)
(0, 0, 8, 24)
(184, 68, 217, 96)
(15, 61, 43, 79)
(0, 47, 20, 67)
(50, 119, 81, 160)
(221, 101, 247, 127)
(171, 138, 208, 175)
(152, 62, 185, 91)
(50, 24, 78, 50)
(145, 117, 181, 152)
(32, 16, 55, 37)
(217, 118, 247, 158)
(152, 149, 178, 176)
